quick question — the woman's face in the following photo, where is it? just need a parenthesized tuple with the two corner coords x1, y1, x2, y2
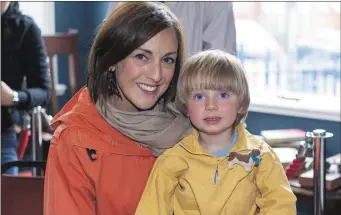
(114, 27, 178, 112)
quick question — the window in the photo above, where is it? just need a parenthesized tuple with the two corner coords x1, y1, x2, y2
(234, 2, 340, 121)
(18, 2, 55, 35)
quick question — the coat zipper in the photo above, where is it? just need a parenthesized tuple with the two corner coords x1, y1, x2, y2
(214, 160, 219, 184)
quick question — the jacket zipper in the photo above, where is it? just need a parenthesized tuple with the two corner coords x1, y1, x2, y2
(214, 160, 219, 184)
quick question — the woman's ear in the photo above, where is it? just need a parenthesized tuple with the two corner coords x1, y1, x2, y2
(108, 65, 115, 72)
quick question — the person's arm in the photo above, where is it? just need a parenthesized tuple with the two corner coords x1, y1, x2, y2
(17, 18, 51, 109)
(255, 147, 297, 214)
(44, 126, 96, 215)
(135, 154, 182, 215)
(202, 2, 237, 55)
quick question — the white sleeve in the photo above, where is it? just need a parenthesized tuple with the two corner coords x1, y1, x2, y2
(202, 2, 237, 55)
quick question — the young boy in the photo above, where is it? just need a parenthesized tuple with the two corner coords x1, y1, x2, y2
(135, 50, 297, 215)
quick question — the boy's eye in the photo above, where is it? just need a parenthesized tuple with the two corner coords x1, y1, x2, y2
(219, 92, 229, 99)
(194, 94, 204, 100)
(135, 54, 148, 61)
(163, 57, 175, 64)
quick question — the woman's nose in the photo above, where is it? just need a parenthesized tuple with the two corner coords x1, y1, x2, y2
(147, 62, 162, 83)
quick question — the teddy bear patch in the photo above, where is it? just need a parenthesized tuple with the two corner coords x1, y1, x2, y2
(227, 149, 261, 172)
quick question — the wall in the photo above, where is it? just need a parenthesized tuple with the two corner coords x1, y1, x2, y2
(55, 2, 340, 157)
(54, 1, 108, 106)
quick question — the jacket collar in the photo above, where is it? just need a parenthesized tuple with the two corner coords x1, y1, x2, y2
(179, 124, 262, 156)
(51, 86, 112, 134)
(51, 87, 154, 156)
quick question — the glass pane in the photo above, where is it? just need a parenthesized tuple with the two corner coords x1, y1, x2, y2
(234, 2, 340, 99)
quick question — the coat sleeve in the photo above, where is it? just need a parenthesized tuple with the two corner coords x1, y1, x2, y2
(17, 18, 51, 109)
(44, 126, 96, 215)
(202, 2, 237, 55)
(135, 154, 182, 215)
(255, 147, 297, 215)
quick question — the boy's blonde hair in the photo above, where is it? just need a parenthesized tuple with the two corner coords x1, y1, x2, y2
(176, 50, 250, 128)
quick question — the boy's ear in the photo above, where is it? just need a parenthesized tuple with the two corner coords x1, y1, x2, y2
(237, 106, 244, 114)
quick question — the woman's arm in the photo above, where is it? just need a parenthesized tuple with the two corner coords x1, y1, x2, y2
(255, 147, 297, 214)
(135, 154, 182, 215)
(18, 18, 51, 109)
(44, 125, 96, 215)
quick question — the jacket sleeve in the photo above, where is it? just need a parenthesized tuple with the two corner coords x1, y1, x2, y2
(44, 126, 96, 215)
(202, 2, 237, 55)
(17, 18, 51, 110)
(135, 154, 181, 215)
(255, 147, 297, 215)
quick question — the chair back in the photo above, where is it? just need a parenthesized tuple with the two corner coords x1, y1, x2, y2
(43, 29, 81, 114)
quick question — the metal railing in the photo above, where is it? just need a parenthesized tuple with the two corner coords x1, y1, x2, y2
(30, 106, 52, 176)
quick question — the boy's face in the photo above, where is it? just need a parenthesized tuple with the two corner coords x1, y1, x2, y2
(186, 89, 243, 135)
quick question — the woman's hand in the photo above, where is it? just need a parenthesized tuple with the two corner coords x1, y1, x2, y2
(1, 81, 15, 106)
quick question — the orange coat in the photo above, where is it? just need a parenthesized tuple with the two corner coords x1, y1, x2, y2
(44, 87, 156, 215)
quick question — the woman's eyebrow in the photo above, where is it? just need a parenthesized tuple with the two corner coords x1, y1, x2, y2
(164, 51, 177, 56)
(137, 48, 152, 54)
(137, 48, 177, 56)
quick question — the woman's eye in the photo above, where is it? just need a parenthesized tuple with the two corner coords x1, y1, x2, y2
(220, 92, 229, 99)
(135, 54, 147, 61)
(163, 57, 175, 64)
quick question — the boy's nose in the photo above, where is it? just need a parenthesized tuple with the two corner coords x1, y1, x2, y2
(205, 98, 218, 111)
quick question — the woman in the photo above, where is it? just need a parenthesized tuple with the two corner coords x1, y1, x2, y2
(44, 2, 192, 215)
(1, 1, 51, 175)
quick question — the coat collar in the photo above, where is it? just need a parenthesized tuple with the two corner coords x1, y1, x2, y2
(179, 124, 263, 156)
(50, 87, 154, 156)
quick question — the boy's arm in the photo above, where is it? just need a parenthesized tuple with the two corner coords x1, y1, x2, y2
(135, 154, 183, 215)
(255, 147, 297, 215)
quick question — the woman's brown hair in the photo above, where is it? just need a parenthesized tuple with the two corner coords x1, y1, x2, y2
(86, 2, 185, 109)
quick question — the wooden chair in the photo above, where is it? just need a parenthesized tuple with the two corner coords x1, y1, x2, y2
(1, 161, 46, 215)
(43, 29, 81, 115)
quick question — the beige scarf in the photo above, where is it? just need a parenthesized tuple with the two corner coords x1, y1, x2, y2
(96, 98, 192, 156)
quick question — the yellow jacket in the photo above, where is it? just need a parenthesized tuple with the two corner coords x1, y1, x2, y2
(135, 125, 297, 215)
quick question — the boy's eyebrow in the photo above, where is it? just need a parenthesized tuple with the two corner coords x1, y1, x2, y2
(137, 48, 177, 56)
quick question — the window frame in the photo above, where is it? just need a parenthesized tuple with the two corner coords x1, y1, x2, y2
(249, 92, 340, 122)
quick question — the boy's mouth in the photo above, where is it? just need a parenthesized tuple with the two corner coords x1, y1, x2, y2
(203, 117, 221, 125)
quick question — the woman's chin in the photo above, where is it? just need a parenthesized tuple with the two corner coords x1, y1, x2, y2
(135, 103, 157, 111)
